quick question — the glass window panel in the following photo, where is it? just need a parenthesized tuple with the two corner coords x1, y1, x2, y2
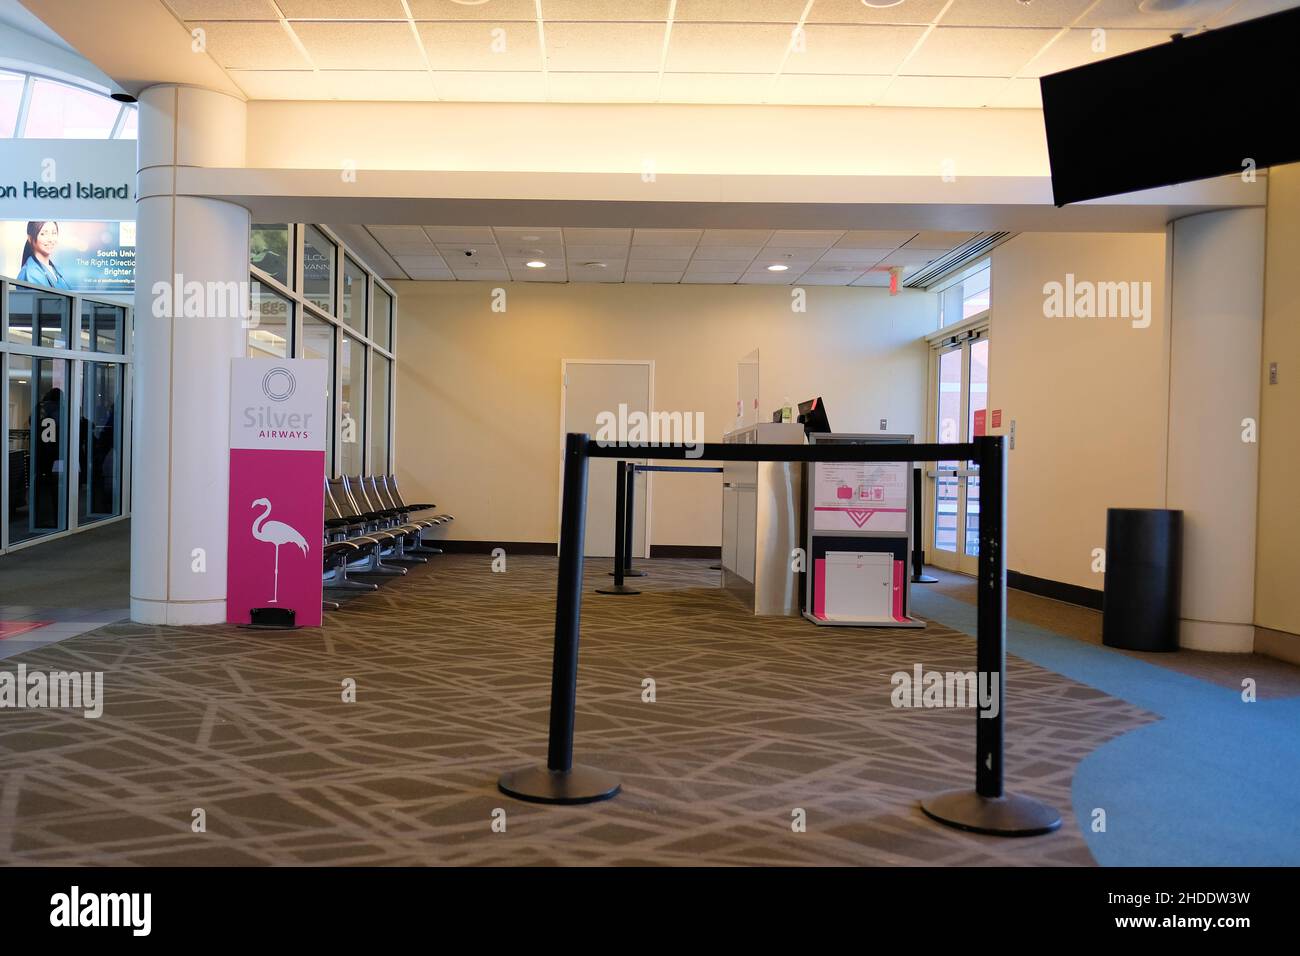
(7, 355, 69, 543)
(339, 334, 366, 477)
(250, 223, 292, 289)
(78, 361, 123, 524)
(301, 313, 335, 472)
(934, 347, 962, 553)
(964, 338, 989, 557)
(116, 105, 137, 139)
(7, 285, 71, 348)
(341, 256, 367, 334)
(23, 78, 119, 138)
(79, 300, 125, 353)
(372, 284, 393, 351)
(962, 265, 991, 319)
(303, 225, 336, 313)
(370, 355, 390, 475)
(246, 283, 291, 359)
(0, 71, 23, 138)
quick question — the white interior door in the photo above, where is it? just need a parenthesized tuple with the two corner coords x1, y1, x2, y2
(930, 334, 989, 575)
(561, 360, 652, 558)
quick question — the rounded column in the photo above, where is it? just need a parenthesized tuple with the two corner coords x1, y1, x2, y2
(131, 85, 248, 625)
(1165, 208, 1265, 651)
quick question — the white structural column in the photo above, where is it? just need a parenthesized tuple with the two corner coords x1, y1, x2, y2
(131, 85, 248, 625)
(1165, 208, 1266, 651)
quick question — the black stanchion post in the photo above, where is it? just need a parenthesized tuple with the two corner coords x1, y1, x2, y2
(622, 463, 648, 577)
(912, 465, 938, 584)
(498, 433, 621, 804)
(920, 435, 1060, 836)
(597, 461, 640, 595)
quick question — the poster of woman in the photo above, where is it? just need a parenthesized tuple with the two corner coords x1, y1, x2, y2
(16, 220, 71, 289)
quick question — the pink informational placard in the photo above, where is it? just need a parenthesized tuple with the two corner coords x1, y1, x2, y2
(226, 359, 328, 627)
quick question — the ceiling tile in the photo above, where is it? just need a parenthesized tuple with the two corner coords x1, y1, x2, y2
(433, 71, 546, 101)
(797, 273, 858, 285)
(494, 226, 564, 240)
(191, 22, 312, 71)
(785, 24, 925, 74)
(874, 248, 944, 266)
(769, 73, 892, 105)
(984, 76, 1042, 108)
(293, 22, 427, 70)
(816, 247, 891, 265)
(664, 24, 793, 73)
(851, 271, 892, 287)
(406, 270, 455, 279)
(546, 72, 660, 101)
(877, 75, 1013, 108)
(905, 230, 977, 249)
(322, 71, 439, 100)
(681, 274, 740, 284)
(541, 0, 672, 20)
(545, 22, 666, 71)
(408, 0, 537, 20)
(943, 0, 1096, 29)
(699, 229, 771, 245)
(1079, 0, 1236, 29)
(633, 228, 703, 245)
(1210, 0, 1300, 27)
(166, 0, 279, 19)
(564, 244, 633, 259)
(227, 70, 327, 99)
(449, 268, 511, 281)
(626, 272, 685, 283)
(1024, 28, 1174, 77)
(836, 230, 918, 248)
(674, 0, 807, 22)
(278, 0, 409, 18)
(419, 21, 542, 71)
(563, 228, 632, 245)
(805, 0, 950, 25)
(740, 271, 799, 284)
(394, 255, 449, 270)
(657, 72, 768, 103)
(685, 260, 747, 272)
(768, 230, 843, 248)
(424, 226, 498, 243)
(688, 247, 760, 262)
(628, 255, 694, 269)
(370, 225, 432, 242)
(903, 26, 1056, 77)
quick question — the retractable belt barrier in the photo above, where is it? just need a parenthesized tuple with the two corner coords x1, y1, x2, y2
(598, 463, 727, 591)
(498, 435, 1061, 837)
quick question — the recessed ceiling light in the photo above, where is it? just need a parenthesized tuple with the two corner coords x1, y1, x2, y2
(862, 0, 906, 8)
(581, 261, 607, 269)
(767, 264, 789, 272)
(526, 260, 547, 269)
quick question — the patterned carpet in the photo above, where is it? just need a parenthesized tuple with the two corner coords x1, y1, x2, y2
(0, 556, 1154, 866)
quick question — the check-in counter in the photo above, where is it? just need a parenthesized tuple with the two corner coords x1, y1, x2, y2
(720, 422, 806, 615)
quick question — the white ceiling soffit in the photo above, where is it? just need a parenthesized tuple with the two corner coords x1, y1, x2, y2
(24, 0, 1300, 108)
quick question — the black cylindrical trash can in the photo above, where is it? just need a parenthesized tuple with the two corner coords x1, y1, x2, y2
(1102, 508, 1183, 652)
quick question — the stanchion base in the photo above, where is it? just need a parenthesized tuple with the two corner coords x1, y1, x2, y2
(611, 569, 648, 577)
(920, 789, 1061, 837)
(498, 765, 621, 805)
(912, 574, 940, 584)
(594, 584, 641, 595)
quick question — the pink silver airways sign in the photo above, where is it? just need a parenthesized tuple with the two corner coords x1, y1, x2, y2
(226, 359, 327, 627)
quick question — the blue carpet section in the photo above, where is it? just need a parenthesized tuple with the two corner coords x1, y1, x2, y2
(911, 589, 1300, 866)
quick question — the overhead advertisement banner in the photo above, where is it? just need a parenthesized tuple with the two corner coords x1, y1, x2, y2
(226, 358, 328, 628)
(0, 219, 135, 293)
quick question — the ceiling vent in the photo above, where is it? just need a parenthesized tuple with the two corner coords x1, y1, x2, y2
(905, 232, 1014, 289)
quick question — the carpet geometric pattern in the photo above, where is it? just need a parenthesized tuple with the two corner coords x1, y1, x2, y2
(0, 557, 1154, 866)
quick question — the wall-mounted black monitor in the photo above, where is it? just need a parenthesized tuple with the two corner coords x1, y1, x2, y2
(1040, 7, 1300, 206)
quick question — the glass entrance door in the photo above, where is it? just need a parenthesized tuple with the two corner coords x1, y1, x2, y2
(929, 333, 988, 576)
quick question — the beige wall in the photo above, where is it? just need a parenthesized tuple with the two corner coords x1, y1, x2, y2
(394, 281, 937, 546)
(987, 232, 1170, 590)
(1255, 164, 1300, 636)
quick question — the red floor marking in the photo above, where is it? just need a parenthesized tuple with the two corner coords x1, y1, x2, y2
(0, 621, 51, 640)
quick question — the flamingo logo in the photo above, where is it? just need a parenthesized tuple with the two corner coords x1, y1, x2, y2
(250, 497, 309, 603)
